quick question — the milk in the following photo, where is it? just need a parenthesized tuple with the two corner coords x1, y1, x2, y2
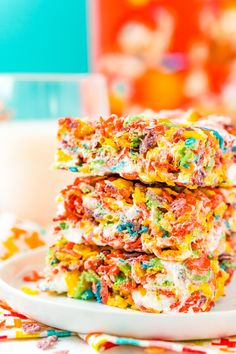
(0, 120, 75, 226)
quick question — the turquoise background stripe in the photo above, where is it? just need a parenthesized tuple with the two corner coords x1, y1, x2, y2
(0, 0, 88, 73)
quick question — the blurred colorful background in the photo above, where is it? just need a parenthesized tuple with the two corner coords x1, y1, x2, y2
(92, 0, 236, 117)
(1, 0, 236, 120)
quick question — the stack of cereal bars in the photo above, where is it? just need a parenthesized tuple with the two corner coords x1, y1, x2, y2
(40, 110, 236, 313)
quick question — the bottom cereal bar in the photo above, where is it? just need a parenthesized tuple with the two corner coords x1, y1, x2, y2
(39, 239, 233, 313)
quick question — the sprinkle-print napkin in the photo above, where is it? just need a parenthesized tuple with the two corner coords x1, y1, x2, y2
(0, 214, 236, 353)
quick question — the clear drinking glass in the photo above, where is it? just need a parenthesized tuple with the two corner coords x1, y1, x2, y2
(0, 73, 109, 120)
(0, 74, 110, 226)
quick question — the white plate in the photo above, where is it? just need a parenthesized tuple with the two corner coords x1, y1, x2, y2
(0, 247, 236, 341)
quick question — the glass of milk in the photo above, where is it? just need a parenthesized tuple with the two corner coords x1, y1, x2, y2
(0, 74, 110, 226)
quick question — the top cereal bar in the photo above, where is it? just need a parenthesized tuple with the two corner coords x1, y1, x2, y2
(54, 110, 236, 188)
